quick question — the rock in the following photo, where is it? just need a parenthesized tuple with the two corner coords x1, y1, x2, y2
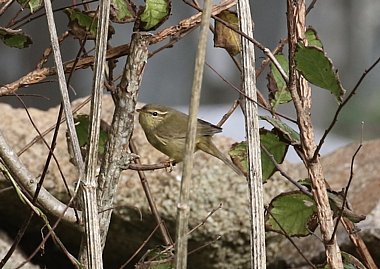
(0, 96, 379, 268)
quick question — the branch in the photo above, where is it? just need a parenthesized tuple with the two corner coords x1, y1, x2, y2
(0, 131, 79, 223)
(286, 1, 343, 268)
(0, 164, 80, 269)
(0, 0, 236, 97)
(77, 0, 111, 266)
(43, 0, 84, 172)
(96, 32, 150, 249)
(174, 0, 213, 267)
(237, 0, 266, 268)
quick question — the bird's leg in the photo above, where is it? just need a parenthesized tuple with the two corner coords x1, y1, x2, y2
(163, 159, 176, 173)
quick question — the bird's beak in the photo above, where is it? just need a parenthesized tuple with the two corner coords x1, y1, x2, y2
(136, 108, 142, 112)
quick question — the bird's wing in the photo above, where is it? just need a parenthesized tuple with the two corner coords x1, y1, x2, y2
(155, 112, 222, 138)
(155, 112, 188, 139)
(196, 119, 222, 136)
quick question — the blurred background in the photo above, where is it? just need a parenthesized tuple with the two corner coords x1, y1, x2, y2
(0, 0, 379, 161)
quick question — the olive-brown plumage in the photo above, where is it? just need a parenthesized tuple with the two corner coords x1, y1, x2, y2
(137, 104, 243, 176)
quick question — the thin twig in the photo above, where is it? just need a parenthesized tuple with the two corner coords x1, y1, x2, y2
(174, 0, 213, 267)
(12, 94, 77, 209)
(330, 139, 363, 241)
(16, 178, 84, 268)
(37, 32, 69, 69)
(43, 0, 84, 174)
(206, 63, 297, 124)
(119, 224, 162, 269)
(130, 140, 173, 246)
(265, 205, 317, 269)
(127, 162, 173, 171)
(314, 55, 380, 161)
(184, 0, 289, 84)
(11, 0, 98, 28)
(306, 0, 318, 14)
(341, 219, 378, 269)
(187, 235, 222, 255)
(0, 0, 14, 15)
(0, 186, 13, 194)
(188, 203, 223, 234)
(261, 145, 311, 197)
(17, 96, 91, 156)
(216, 100, 240, 127)
(0, 163, 80, 269)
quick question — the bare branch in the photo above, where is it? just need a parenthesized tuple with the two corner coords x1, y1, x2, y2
(286, 1, 343, 267)
(0, 131, 79, 223)
(77, 0, 112, 266)
(237, 1, 266, 269)
(97, 33, 150, 249)
(175, 0, 213, 267)
(43, 0, 84, 175)
(0, 0, 236, 96)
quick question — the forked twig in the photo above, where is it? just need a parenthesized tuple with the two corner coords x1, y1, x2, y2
(119, 224, 161, 269)
(188, 203, 223, 234)
(314, 55, 380, 160)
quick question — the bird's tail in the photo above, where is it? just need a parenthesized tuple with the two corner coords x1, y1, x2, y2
(197, 140, 245, 177)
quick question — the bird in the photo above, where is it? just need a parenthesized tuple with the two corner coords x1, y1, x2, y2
(137, 104, 244, 176)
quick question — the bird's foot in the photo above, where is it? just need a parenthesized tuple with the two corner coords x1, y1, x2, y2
(163, 160, 176, 173)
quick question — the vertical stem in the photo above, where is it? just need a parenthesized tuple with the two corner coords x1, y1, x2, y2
(174, 0, 213, 268)
(97, 33, 149, 250)
(43, 0, 84, 173)
(78, 0, 111, 267)
(237, 0, 266, 268)
(286, 1, 343, 268)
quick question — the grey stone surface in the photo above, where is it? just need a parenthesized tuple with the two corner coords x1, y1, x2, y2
(0, 96, 379, 268)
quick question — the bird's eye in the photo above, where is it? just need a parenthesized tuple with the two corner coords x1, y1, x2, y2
(152, 112, 158, 117)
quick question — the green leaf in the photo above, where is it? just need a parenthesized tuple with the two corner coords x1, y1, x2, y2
(260, 115, 300, 146)
(0, 27, 32, 49)
(268, 54, 291, 108)
(260, 129, 288, 181)
(66, 114, 109, 165)
(305, 27, 323, 49)
(139, 0, 171, 30)
(341, 252, 367, 269)
(229, 129, 288, 181)
(110, 0, 136, 23)
(295, 43, 345, 103)
(17, 0, 42, 13)
(266, 191, 318, 236)
(229, 141, 248, 177)
(214, 10, 241, 56)
(64, 8, 115, 40)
